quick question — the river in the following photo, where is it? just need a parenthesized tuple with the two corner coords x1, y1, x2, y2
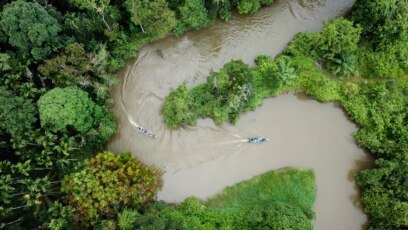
(108, 0, 371, 229)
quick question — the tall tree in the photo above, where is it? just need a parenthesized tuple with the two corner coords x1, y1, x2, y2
(125, 0, 177, 38)
(352, 0, 408, 46)
(0, 87, 36, 137)
(37, 86, 100, 133)
(173, 0, 210, 35)
(0, 1, 62, 61)
(61, 151, 161, 226)
(68, 0, 113, 31)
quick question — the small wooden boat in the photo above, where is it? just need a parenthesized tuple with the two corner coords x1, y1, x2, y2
(247, 136, 269, 144)
(136, 125, 156, 138)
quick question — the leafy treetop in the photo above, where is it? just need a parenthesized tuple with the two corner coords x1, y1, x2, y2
(37, 86, 101, 133)
(0, 0, 62, 61)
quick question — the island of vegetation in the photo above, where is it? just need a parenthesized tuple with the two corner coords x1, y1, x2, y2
(0, 0, 407, 229)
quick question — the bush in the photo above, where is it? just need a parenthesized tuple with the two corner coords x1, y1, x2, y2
(302, 72, 341, 102)
(316, 18, 361, 75)
(316, 18, 361, 58)
(117, 209, 140, 230)
(61, 151, 161, 226)
(283, 32, 320, 58)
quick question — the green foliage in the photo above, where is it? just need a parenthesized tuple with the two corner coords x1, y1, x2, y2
(236, 202, 313, 230)
(38, 43, 117, 102)
(38, 86, 101, 133)
(284, 18, 361, 77)
(352, 0, 408, 46)
(206, 168, 316, 219)
(0, 87, 36, 137)
(61, 151, 161, 226)
(68, 0, 113, 31)
(173, 0, 210, 35)
(356, 158, 408, 229)
(316, 18, 362, 59)
(237, 0, 273, 14)
(325, 52, 357, 77)
(118, 209, 140, 230)
(125, 0, 177, 38)
(357, 42, 408, 79)
(316, 18, 361, 76)
(161, 83, 197, 128)
(283, 32, 320, 58)
(38, 43, 91, 87)
(237, 0, 261, 14)
(302, 71, 340, 102)
(162, 60, 261, 127)
(0, 0, 62, 61)
(206, 60, 256, 124)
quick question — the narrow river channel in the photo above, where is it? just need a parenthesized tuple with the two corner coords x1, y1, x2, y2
(108, 0, 372, 229)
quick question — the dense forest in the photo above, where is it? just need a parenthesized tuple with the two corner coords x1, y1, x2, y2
(0, 0, 407, 229)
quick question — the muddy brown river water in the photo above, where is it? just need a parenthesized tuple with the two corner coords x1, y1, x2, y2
(108, 0, 372, 229)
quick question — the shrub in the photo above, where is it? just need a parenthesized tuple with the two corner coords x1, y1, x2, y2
(302, 72, 341, 102)
(283, 32, 320, 58)
(317, 18, 361, 58)
(237, 202, 313, 230)
(117, 208, 140, 230)
(325, 52, 357, 77)
(316, 18, 361, 75)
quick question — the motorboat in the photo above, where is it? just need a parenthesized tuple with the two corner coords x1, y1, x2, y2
(136, 125, 156, 138)
(247, 136, 269, 144)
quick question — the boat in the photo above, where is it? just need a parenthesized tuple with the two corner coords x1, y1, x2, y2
(247, 136, 269, 144)
(136, 125, 156, 138)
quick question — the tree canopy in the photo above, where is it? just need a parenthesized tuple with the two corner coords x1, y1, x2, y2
(61, 151, 161, 226)
(0, 0, 62, 61)
(0, 87, 36, 137)
(37, 86, 100, 133)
